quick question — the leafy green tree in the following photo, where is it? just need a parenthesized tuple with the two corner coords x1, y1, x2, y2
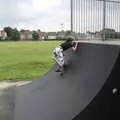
(0, 36, 2, 41)
(32, 31, 39, 40)
(4, 27, 20, 41)
(4, 27, 13, 40)
(12, 29, 20, 41)
(65, 30, 71, 36)
(100, 28, 116, 39)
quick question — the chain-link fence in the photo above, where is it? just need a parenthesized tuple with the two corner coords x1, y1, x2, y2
(71, 0, 120, 41)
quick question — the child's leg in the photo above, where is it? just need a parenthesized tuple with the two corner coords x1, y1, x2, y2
(52, 54, 62, 71)
(52, 46, 64, 72)
(56, 63, 62, 72)
(58, 57, 64, 73)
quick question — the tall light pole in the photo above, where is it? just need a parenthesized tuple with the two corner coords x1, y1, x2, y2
(71, 0, 73, 32)
(60, 23, 64, 40)
(103, 0, 106, 41)
(61, 23, 63, 31)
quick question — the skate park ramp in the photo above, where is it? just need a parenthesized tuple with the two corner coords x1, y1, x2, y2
(14, 42, 120, 120)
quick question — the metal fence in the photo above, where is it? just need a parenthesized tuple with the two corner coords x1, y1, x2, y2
(71, 0, 120, 41)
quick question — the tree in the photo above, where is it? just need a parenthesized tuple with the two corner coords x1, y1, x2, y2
(32, 31, 39, 40)
(12, 29, 20, 41)
(0, 36, 2, 41)
(4, 27, 20, 41)
(65, 30, 74, 40)
(114, 32, 120, 39)
(4, 27, 13, 40)
(100, 28, 116, 39)
(65, 30, 71, 36)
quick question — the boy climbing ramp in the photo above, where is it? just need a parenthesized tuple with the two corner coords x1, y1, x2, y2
(52, 38, 78, 75)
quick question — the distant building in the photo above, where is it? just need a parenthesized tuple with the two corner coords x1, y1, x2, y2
(36, 30, 42, 40)
(86, 31, 102, 40)
(20, 30, 32, 40)
(36, 30, 46, 40)
(56, 31, 66, 40)
(86, 31, 94, 40)
(0, 30, 7, 40)
(40, 32, 46, 40)
(75, 33, 85, 40)
(94, 32, 102, 40)
(46, 32, 57, 40)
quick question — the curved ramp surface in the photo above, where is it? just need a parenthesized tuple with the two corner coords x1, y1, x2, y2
(14, 43, 120, 120)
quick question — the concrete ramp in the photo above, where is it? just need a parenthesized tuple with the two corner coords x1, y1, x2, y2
(14, 43, 120, 120)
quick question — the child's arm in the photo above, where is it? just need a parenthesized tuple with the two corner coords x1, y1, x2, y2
(72, 42, 78, 52)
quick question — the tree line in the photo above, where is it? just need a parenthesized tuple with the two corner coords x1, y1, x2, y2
(0, 27, 40, 41)
(100, 28, 120, 40)
(1, 26, 120, 41)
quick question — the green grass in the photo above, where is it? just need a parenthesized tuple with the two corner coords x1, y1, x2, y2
(0, 41, 60, 81)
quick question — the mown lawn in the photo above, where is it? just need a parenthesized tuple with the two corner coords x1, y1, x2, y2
(0, 41, 60, 81)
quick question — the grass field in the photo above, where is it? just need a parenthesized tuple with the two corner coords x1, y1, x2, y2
(0, 41, 60, 81)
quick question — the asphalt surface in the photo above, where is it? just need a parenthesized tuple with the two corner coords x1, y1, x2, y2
(0, 86, 15, 120)
(14, 42, 120, 120)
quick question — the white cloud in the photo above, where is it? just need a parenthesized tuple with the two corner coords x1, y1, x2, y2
(32, 0, 61, 12)
(0, 0, 70, 31)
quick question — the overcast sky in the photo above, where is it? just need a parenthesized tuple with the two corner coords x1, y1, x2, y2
(0, 0, 70, 31)
(0, 0, 120, 32)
